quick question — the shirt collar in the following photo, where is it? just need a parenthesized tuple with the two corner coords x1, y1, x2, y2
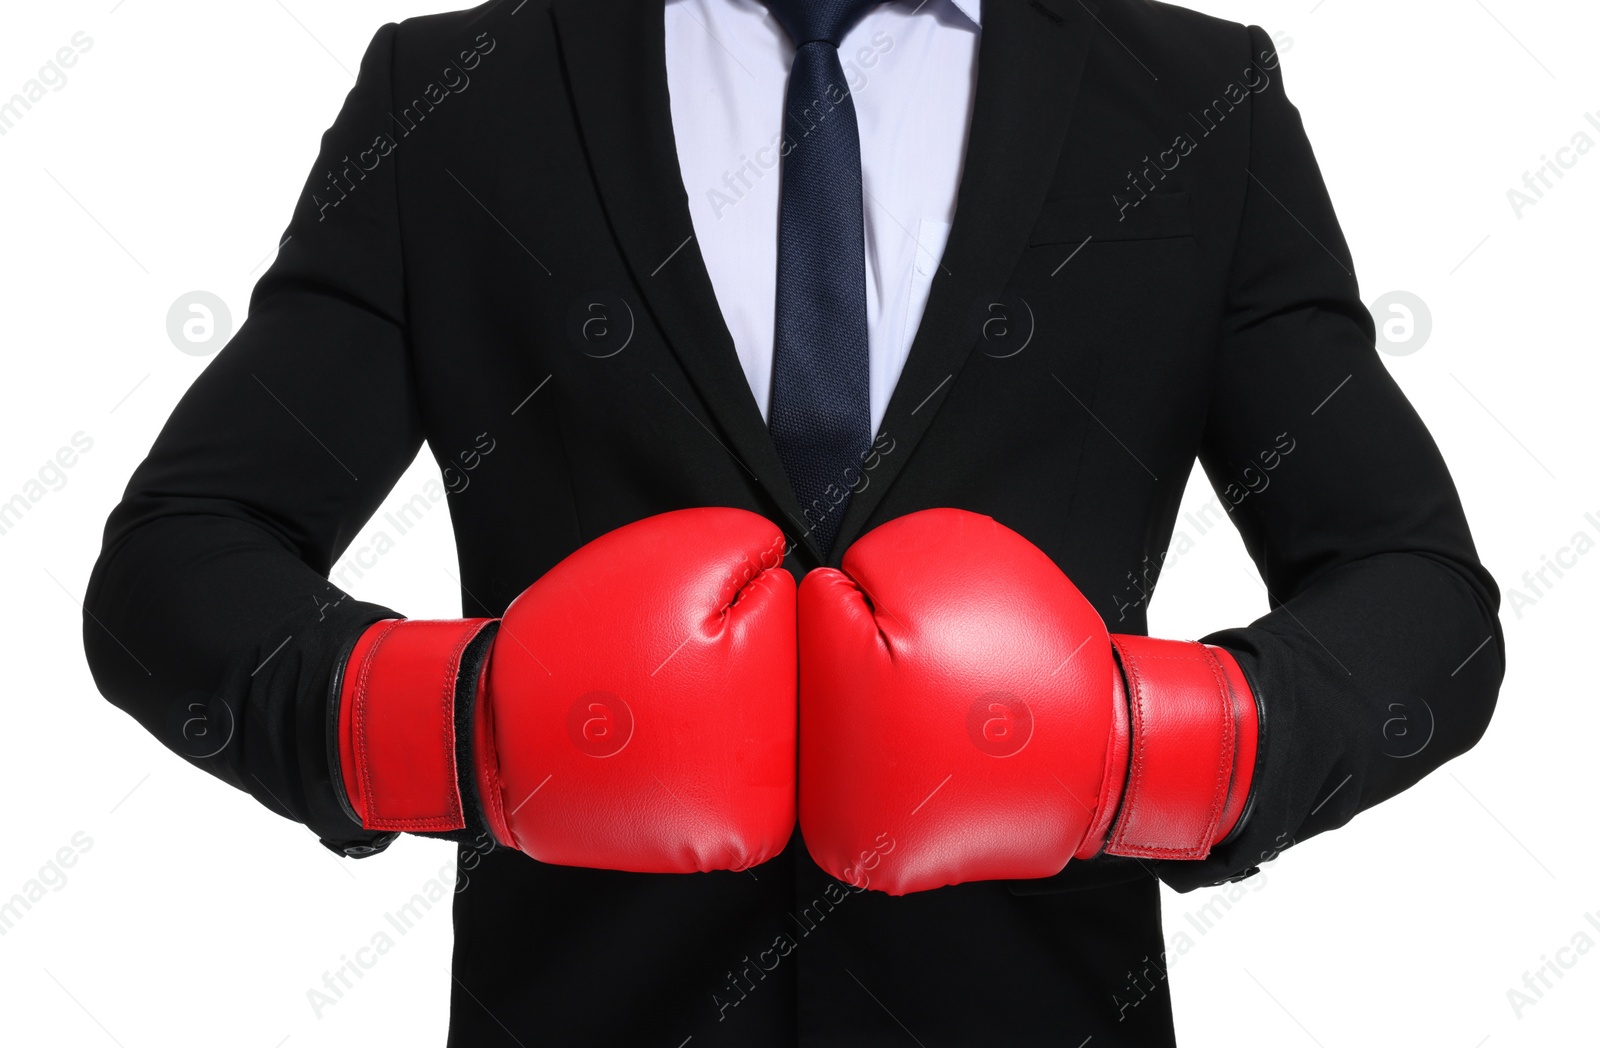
(945, 0, 982, 28)
(674, 0, 982, 30)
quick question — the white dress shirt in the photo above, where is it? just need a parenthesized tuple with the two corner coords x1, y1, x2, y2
(665, 0, 982, 436)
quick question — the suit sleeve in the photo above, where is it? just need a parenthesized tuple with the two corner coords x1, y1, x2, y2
(83, 24, 421, 858)
(1158, 25, 1505, 891)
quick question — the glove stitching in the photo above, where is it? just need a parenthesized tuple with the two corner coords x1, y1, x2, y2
(1113, 644, 1151, 854)
(361, 621, 475, 831)
(431, 624, 474, 829)
(353, 619, 404, 827)
(1112, 648, 1230, 860)
(1198, 646, 1235, 849)
(474, 632, 516, 850)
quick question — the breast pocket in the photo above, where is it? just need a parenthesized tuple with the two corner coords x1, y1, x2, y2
(997, 190, 1205, 504)
(1027, 191, 1193, 246)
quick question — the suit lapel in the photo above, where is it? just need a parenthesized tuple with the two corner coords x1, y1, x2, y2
(550, 0, 824, 559)
(552, 0, 1097, 562)
(830, 0, 1099, 557)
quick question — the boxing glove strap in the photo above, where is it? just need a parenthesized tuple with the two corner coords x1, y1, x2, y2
(1102, 636, 1258, 861)
(336, 617, 497, 833)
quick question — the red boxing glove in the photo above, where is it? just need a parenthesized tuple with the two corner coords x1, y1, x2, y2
(799, 509, 1258, 895)
(334, 508, 797, 874)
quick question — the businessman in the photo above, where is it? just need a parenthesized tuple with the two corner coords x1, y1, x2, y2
(84, 1, 1504, 1044)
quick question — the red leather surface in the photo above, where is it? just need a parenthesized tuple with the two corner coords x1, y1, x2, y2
(471, 643, 513, 849)
(340, 616, 495, 832)
(337, 618, 393, 824)
(1075, 667, 1131, 860)
(1104, 635, 1238, 860)
(799, 509, 1120, 896)
(1210, 644, 1258, 843)
(486, 508, 797, 874)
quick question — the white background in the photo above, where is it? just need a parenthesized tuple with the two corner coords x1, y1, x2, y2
(1, 1, 1596, 1045)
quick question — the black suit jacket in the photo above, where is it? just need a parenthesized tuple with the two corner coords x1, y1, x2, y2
(83, 1, 1503, 1044)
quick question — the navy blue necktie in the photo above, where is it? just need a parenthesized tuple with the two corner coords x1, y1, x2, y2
(764, 0, 878, 555)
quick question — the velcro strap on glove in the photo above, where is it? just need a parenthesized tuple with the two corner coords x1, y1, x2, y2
(337, 617, 497, 833)
(1103, 636, 1258, 860)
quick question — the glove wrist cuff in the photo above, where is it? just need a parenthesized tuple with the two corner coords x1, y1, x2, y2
(1208, 645, 1259, 847)
(1101, 636, 1259, 861)
(335, 617, 498, 834)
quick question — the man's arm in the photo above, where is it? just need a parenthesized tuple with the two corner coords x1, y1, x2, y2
(83, 24, 419, 857)
(1170, 24, 1505, 890)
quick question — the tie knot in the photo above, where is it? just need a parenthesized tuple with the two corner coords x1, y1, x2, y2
(764, 0, 881, 47)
